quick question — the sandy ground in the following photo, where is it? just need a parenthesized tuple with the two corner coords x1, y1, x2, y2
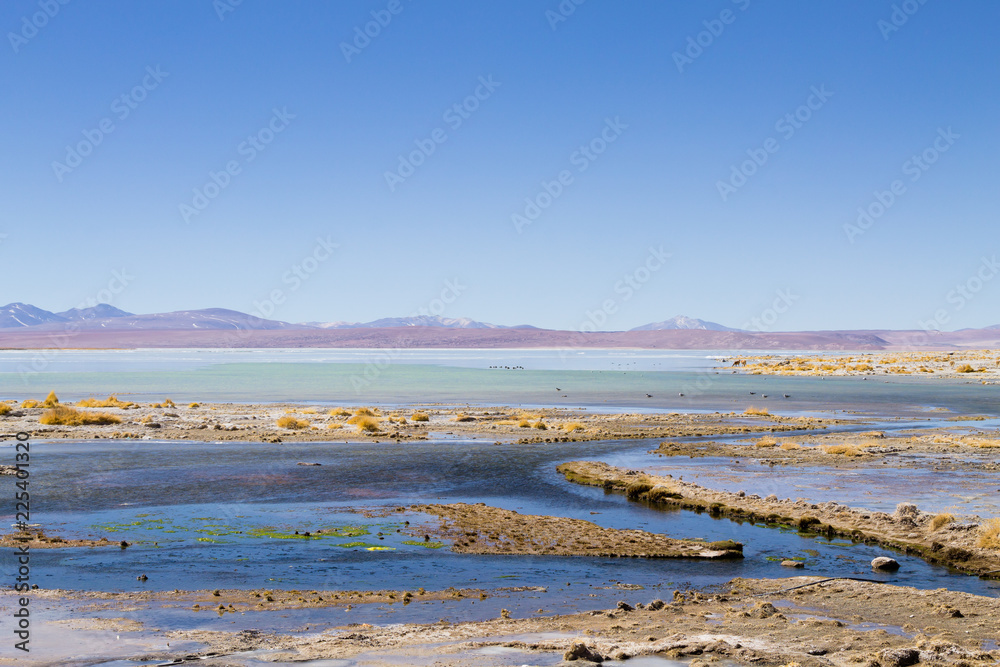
(725, 350, 1000, 380)
(6, 577, 998, 666)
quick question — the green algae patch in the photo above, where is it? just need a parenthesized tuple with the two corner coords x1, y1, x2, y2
(402, 539, 445, 549)
(366, 546, 396, 551)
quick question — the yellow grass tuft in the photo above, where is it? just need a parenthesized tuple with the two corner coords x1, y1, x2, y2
(976, 517, 1000, 550)
(563, 422, 585, 432)
(300, 408, 318, 415)
(452, 413, 476, 422)
(350, 415, 381, 433)
(517, 419, 531, 428)
(354, 407, 377, 417)
(21, 400, 41, 409)
(0, 403, 9, 416)
(930, 513, 955, 530)
(276, 416, 311, 430)
(39, 406, 121, 426)
(189, 402, 200, 408)
(329, 407, 352, 417)
(822, 443, 862, 457)
(327, 423, 342, 430)
(755, 436, 777, 448)
(743, 406, 770, 416)
(533, 420, 548, 430)
(411, 412, 429, 422)
(955, 364, 978, 373)
(42, 391, 60, 407)
(77, 395, 136, 409)
(779, 441, 801, 450)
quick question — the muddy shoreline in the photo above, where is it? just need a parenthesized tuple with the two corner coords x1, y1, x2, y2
(558, 460, 1000, 577)
(8, 577, 998, 666)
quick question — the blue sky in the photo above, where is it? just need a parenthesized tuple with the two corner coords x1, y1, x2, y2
(2, 0, 998, 331)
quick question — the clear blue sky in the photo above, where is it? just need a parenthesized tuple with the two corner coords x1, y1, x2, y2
(3, 1, 998, 331)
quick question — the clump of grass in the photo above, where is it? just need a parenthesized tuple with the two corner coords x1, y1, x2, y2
(77, 395, 136, 409)
(21, 399, 41, 409)
(625, 481, 653, 500)
(329, 407, 352, 417)
(562, 422, 585, 432)
(976, 517, 1000, 549)
(647, 486, 682, 502)
(151, 398, 177, 409)
(755, 436, 777, 448)
(744, 406, 770, 416)
(780, 441, 801, 450)
(188, 402, 200, 408)
(822, 443, 862, 457)
(517, 419, 532, 428)
(327, 423, 343, 430)
(452, 413, 476, 422)
(300, 408, 318, 415)
(0, 403, 11, 416)
(350, 415, 381, 433)
(39, 406, 121, 426)
(956, 364, 978, 373)
(411, 412, 430, 422)
(532, 420, 548, 430)
(42, 391, 60, 407)
(930, 513, 955, 530)
(276, 416, 311, 430)
(354, 407, 377, 417)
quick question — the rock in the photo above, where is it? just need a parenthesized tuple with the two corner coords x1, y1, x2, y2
(296, 462, 322, 466)
(879, 647, 920, 667)
(564, 641, 604, 662)
(647, 599, 665, 611)
(752, 601, 778, 618)
(781, 560, 805, 568)
(144, 422, 162, 429)
(616, 600, 634, 612)
(871, 556, 900, 572)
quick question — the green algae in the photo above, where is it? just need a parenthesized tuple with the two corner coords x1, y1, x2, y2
(402, 540, 445, 549)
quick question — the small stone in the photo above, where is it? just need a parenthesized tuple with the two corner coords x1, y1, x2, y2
(617, 600, 634, 612)
(781, 560, 805, 568)
(564, 641, 604, 662)
(871, 557, 900, 572)
(879, 647, 920, 667)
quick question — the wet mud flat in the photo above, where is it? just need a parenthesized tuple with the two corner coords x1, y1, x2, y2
(10, 577, 998, 666)
(410, 503, 744, 559)
(1, 399, 845, 444)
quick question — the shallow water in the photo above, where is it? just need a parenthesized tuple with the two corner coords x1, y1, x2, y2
(3, 349, 999, 416)
(4, 437, 998, 611)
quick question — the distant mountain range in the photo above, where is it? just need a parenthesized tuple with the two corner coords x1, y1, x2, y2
(304, 315, 537, 330)
(630, 316, 740, 332)
(2, 303, 999, 351)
